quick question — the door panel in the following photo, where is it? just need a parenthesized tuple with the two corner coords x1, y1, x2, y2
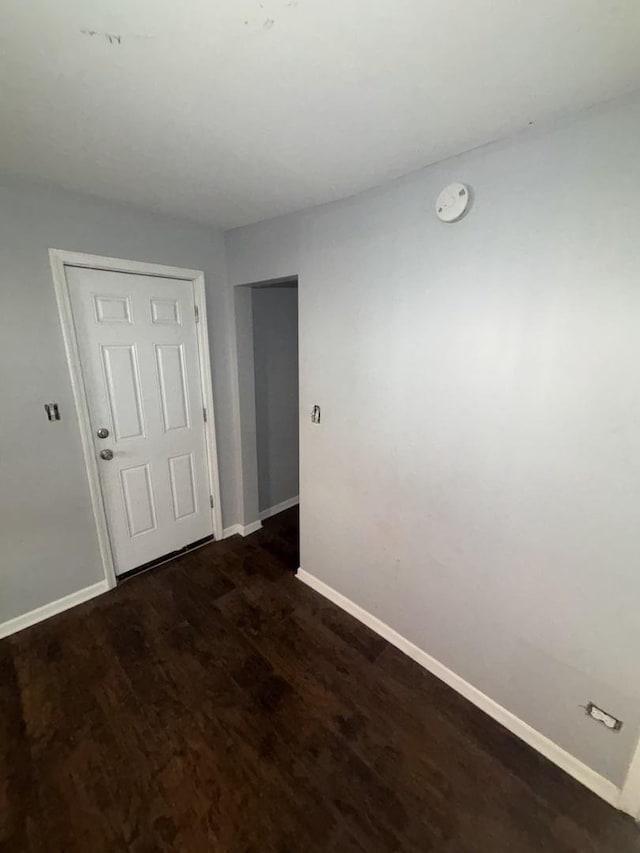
(66, 266, 213, 575)
(102, 345, 146, 439)
(151, 297, 181, 325)
(120, 463, 157, 537)
(94, 294, 132, 324)
(168, 453, 198, 520)
(155, 344, 190, 432)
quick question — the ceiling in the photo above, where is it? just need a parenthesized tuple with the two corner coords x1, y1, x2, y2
(1, 1, 640, 230)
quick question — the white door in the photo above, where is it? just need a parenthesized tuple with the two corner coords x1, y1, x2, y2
(66, 266, 213, 576)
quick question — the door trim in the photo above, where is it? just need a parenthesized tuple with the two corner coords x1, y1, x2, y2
(50, 249, 224, 589)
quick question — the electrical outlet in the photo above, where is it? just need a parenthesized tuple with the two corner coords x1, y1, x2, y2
(584, 702, 622, 731)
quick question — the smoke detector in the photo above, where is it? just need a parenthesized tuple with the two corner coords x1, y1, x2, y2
(436, 183, 470, 222)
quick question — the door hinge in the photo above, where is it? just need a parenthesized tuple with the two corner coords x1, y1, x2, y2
(203, 406, 207, 422)
(210, 495, 214, 508)
(194, 304, 200, 323)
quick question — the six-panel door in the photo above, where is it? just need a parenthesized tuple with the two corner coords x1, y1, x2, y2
(67, 267, 213, 575)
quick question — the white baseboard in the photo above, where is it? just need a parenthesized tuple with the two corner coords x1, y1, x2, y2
(223, 520, 263, 539)
(223, 496, 299, 539)
(0, 580, 110, 640)
(296, 568, 624, 812)
(259, 495, 299, 521)
(619, 739, 640, 819)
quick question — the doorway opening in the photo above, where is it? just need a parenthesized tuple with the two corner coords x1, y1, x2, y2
(234, 277, 299, 568)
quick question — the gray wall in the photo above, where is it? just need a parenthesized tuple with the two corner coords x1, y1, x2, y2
(225, 93, 640, 787)
(252, 286, 299, 513)
(0, 182, 239, 624)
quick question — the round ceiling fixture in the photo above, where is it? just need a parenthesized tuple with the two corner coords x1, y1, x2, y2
(435, 183, 470, 222)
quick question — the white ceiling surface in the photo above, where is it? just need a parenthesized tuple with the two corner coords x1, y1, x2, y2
(1, 1, 640, 229)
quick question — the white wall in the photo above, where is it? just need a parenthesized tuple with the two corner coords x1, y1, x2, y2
(225, 93, 640, 787)
(252, 285, 299, 513)
(0, 182, 240, 625)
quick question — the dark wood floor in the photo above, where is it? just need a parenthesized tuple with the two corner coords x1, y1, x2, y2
(1, 508, 638, 852)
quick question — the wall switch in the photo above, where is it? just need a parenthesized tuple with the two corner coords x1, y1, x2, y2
(584, 702, 622, 731)
(44, 402, 61, 422)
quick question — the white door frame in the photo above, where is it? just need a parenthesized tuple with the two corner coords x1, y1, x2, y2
(50, 249, 223, 589)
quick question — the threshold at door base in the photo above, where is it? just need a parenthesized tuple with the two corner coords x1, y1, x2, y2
(118, 535, 214, 582)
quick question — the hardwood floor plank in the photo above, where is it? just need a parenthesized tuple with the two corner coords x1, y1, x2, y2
(98, 584, 348, 852)
(216, 570, 640, 852)
(11, 613, 137, 852)
(1, 509, 638, 852)
(0, 641, 36, 853)
(150, 577, 409, 849)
